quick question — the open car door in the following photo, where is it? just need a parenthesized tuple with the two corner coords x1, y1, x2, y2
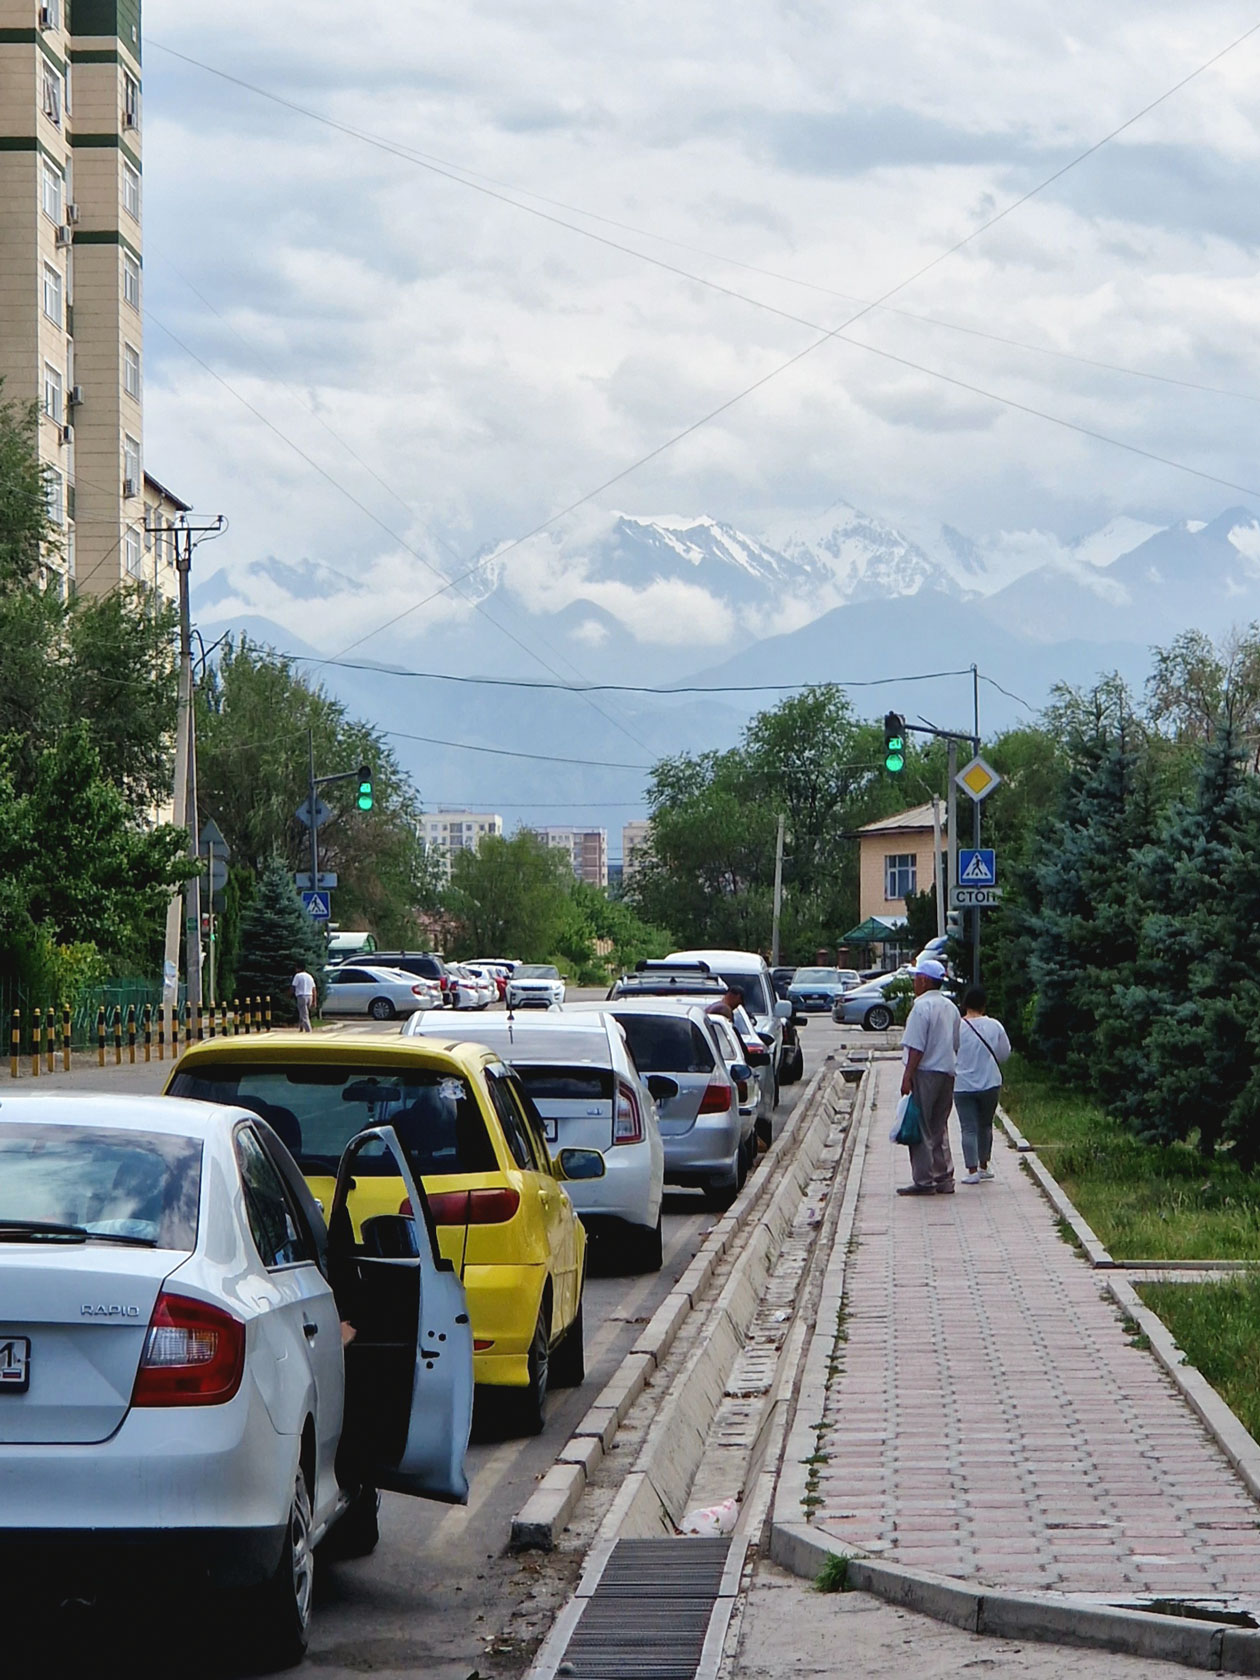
(329, 1125, 473, 1504)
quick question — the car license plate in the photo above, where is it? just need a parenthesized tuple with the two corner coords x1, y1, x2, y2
(0, 1336, 30, 1393)
(543, 1117, 558, 1143)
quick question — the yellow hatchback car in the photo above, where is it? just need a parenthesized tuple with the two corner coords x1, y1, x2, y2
(165, 1034, 601, 1434)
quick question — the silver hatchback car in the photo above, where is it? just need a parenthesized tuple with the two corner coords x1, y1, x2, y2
(573, 1000, 754, 1210)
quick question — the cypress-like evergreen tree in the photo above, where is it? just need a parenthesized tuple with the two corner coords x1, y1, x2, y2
(1118, 726, 1260, 1159)
(234, 858, 327, 1022)
(1026, 728, 1154, 1088)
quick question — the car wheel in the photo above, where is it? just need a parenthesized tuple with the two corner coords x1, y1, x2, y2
(514, 1305, 551, 1435)
(368, 997, 396, 1021)
(755, 1114, 773, 1151)
(321, 1483, 380, 1561)
(549, 1292, 585, 1388)
(780, 1043, 804, 1085)
(704, 1168, 740, 1211)
(635, 1215, 664, 1273)
(245, 1463, 315, 1671)
(864, 1004, 893, 1032)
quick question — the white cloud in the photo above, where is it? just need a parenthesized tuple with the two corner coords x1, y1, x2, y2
(142, 0, 1260, 658)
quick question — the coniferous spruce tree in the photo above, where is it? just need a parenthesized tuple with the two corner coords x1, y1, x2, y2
(234, 858, 327, 1023)
(1026, 728, 1154, 1089)
(1118, 726, 1260, 1159)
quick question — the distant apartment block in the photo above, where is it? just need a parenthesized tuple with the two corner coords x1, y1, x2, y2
(0, 0, 181, 599)
(528, 825, 608, 888)
(421, 809, 503, 880)
(622, 820, 652, 881)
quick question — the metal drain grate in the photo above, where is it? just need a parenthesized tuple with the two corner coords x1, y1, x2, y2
(557, 1539, 733, 1680)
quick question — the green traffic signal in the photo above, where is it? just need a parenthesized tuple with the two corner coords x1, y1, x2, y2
(356, 764, 373, 811)
(883, 711, 906, 773)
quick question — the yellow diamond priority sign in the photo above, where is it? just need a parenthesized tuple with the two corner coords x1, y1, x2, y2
(956, 754, 1002, 802)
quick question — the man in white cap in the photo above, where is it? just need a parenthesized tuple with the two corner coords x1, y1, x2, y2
(897, 957, 960, 1195)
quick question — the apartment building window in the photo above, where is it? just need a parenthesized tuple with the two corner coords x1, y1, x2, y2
(43, 363, 63, 424)
(123, 72, 140, 130)
(45, 468, 64, 527)
(41, 58, 61, 125)
(884, 853, 917, 901)
(122, 162, 141, 221)
(124, 343, 141, 399)
(42, 262, 62, 324)
(41, 0, 61, 25)
(124, 526, 142, 578)
(62, 66, 70, 117)
(122, 252, 140, 310)
(123, 435, 141, 493)
(41, 162, 62, 223)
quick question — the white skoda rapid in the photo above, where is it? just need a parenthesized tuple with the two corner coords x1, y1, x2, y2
(0, 1094, 473, 1669)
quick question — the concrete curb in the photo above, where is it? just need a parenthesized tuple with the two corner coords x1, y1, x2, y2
(998, 1105, 1115, 1268)
(772, 1520, 1260, 1673)
(509, 1058, 841, 1551)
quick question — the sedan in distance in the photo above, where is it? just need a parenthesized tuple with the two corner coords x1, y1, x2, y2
(788, 967, 862, 1012)
(323, 964, 443, 1021)
(507, 965, 566, 1009)
(831, 972, 907, 1032)
(0, 1094, 473, 1669)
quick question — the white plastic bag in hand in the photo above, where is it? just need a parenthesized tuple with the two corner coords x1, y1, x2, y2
(889, 1093, 910, 1142)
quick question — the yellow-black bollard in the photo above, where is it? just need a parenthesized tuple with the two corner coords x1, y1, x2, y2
(232, 997, 240, 1036)
(127, 1004, 136, 1065)
(197, 1004, 205, 1043)
(97, 1005, 106, 1067)
(184, 1003, 192, 1052)
(62, 1003, 71, 1072)
(31, 1007, 40, 1078)
(157, 1003, 165, 1061)
(113, 1006, 122, 1066)
(45, 1006, 54, 1074)
(10, 1009, 19, 1080)
(266, 995, 273, 1032)
(143, 1004, 152, 1063)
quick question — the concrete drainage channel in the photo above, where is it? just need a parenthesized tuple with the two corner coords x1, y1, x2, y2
(518, 1054, 862, 1680)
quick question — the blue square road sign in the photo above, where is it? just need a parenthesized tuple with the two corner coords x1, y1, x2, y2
(301, 890, 331, 920)
(958, 849, 996, 887)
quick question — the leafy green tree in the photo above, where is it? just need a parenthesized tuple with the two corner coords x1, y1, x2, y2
(445, 832, 574, 960)
(0, 391, 57, 589)
(196, 638, 440, 942)
(234, 858, 328, 1023)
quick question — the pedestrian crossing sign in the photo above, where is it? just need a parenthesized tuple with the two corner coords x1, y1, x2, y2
(959, 849, 996, 886)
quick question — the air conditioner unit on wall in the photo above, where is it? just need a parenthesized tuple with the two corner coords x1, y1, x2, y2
(60, 423, 73, 445)
(65, 203, 79, 224)
(67, 385, 82, 407)
(55, 224, 72, 248)
(122, 476, 138, 498)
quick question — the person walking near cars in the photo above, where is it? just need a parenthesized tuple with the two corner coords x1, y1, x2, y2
(897, 957, 960, 1196)
(954, 986, 1011, 1185)
(292, 966, 316, 1032)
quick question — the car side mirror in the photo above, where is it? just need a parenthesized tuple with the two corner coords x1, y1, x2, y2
(557, 1147, 606, 1181)
(730, 1062, 753, 1084)
(773, 999, 793, 1020)
(792, 1014, 808, 1027)
(360, 1214, 421, 1259)
(647, 1074, 679, 1101)
(757, 1030, 774, 1046)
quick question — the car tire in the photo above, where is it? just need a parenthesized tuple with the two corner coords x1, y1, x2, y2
(321, 1483, 380, 1561)
(755, 1114, 773, 1151)
(549, 1292, 585, 1388)
(634, 1215, 664, 1273)
(368, 997, 396, 1021)
(244, 1463, 315, 1671)
(864, 1004, 893, 1032)
(780, 1043, 804, 1085)
(514, 1305, 551, 1435)
(704, 1168, 740, 1211)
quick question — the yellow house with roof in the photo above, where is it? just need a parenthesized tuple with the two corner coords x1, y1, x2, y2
(856, 802, 945, 923)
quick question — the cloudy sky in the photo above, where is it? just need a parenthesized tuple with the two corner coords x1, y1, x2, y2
(142, 0, 1260, 660)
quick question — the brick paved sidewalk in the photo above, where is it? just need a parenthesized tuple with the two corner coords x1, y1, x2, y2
(812, 1056, 1260, 1600)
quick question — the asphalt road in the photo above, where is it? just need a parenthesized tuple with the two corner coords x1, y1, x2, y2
(3, 992, 846, 1678)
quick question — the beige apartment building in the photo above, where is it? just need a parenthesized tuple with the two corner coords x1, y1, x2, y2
(528, 825, 608, 888)
(421, 810, 503, 881)
(0, 0, 172, 598)
(622, 820, 652, 882)
(856, 802, 944, 922)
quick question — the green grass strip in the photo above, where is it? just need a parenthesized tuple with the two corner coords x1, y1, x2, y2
(1002, 1058, 1260, 1262)
(1137, 1278, 1260, 1441)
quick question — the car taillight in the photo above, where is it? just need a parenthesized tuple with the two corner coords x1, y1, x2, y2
(439, 976, 449, 991)
(698, 1080, 733, 1114)
(401, 1188, 521, 1224)
(411, 985, 427, 996)
(131, 1292, 245, 1408)
(614, 1082, 644, 1145)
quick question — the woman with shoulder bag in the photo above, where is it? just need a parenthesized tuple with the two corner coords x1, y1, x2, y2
(954, 986, 1011, 1186)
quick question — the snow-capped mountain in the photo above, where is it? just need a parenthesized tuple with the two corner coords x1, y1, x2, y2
(767, 500, 956, 603)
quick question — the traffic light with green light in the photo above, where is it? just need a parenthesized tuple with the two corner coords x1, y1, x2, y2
(356, 765, 374, 811)
(883, 712, 906, 774)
